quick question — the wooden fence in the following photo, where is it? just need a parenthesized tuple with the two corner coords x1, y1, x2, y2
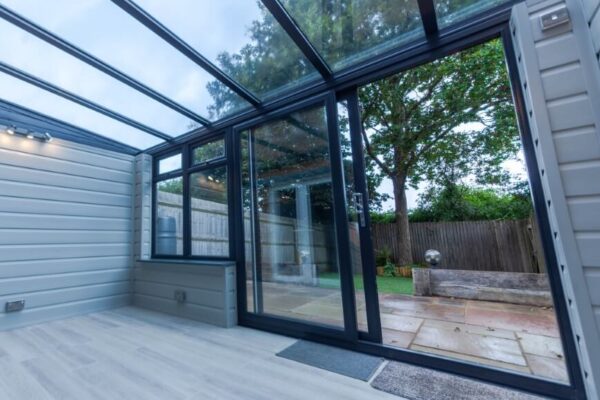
(372, 219, 546, 273)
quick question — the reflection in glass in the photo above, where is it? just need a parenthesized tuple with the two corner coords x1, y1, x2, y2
(337, 100, 369, 333)
(280, 0, 424, 71)
(1, 0, 250, 121)
(135, 0, 320, 103)
(158, 154, 182, 175)
(192, 139, 225, 165)
(190, 167, 229, 257)
(0, 13, 191, 136)
(242, 105, 345, 327)
(434, 0, 508, 29)
(156, 177, 183, 255)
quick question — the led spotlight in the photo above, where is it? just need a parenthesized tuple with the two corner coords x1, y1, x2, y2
(6, 127, 15, 135)
(26, 133, 34, 140)
(43, 132, 53, 142)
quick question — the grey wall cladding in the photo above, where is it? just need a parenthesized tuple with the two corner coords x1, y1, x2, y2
(0, 137, 135, 330)
(132, 153, 237, 328)
(512, 0, 600, 397)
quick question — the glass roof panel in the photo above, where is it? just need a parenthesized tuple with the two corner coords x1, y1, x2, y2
(134, 0, 321, 101)
(0, 17, 193, 137)
(434, 0, 508, 29)
(0, 0, 251, 122)
(279, 0, 424, 71)
(0, 72, 162, 149)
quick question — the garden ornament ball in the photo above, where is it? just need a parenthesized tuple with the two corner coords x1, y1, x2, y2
(425, 249, 442, 267)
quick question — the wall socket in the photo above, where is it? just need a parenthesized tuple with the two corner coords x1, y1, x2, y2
(174, 290, 187, 303)
(5, 300, 25, 313)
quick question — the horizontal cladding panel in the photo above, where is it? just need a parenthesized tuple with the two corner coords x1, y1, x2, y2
(0, 294, 131, 331)
(0, 197, 131, 219)
(0, 230, 131, 245)
(0, 256, 131, 279)
(0, 213, 131, 231)
(0, 138, 133, 172)
(576, 234, 600, 267)
(0, 148, 132, 184)
(540, 62, 586, 101)
(133, 268, 226, 292)
(0, 164, 131, 196)
(585, 268, 600, 305)
(546, 94, 595, 132)
(567, 197, 600, 231)
(559, 161, 600, 197)
(0, 243, 130, 262)
(553, 127, 600, 164)
(0, 180, 131, 207)
(134, 281, 226, 309)
(0, 281, 130, 313)
(134, 294, 228, 327)
(535, 33, 579, 70)
(0, 268, 130, 296)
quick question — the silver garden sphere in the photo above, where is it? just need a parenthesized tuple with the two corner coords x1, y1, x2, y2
(424, 249, 441, 267)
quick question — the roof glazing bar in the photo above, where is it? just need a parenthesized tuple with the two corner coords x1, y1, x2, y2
(111, 0, 261, 107)
(417, 0, 439, 36)
(260, 0, 333, 80)
(0, 3, 210, 127)
(0, 61, 172, 142)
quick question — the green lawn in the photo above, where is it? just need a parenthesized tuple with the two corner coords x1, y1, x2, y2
(318, 273, 413, 295)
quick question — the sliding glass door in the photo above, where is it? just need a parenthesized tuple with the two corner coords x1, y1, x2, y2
(239, 99, 349, 332)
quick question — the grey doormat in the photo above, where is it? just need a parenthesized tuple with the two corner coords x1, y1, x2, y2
(276, 340, 384, 381)
(371, 361, 549, 400)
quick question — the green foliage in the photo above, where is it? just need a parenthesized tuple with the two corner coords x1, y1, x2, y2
(408, 182, 532, 222)
(382, 260, 396, 277)
(157, 178, 183, 195)
(375, 247, 393, 266)
(359, 39, 520, 195)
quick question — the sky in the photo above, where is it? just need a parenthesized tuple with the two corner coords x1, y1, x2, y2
(0, 0, 264, 148)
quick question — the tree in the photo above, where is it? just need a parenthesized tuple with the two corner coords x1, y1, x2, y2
(204, 2, 521, 266)
(359, 39, 520, 264)
(409, 182, 532, 222)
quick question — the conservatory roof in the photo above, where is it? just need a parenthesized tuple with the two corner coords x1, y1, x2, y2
(0, 0, 513, 154)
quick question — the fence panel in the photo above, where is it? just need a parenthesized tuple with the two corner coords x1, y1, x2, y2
(372, 219, 544, 273)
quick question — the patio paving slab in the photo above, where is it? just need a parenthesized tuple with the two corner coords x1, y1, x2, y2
(382, 329, 415, 348)
(465, 307, 560, 337)
(526, 353, 569, 382)
(517, 332, 564, 359)
(411, 325, 527, 366)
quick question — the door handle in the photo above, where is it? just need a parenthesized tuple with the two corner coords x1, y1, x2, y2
(353, 192, 366, 228)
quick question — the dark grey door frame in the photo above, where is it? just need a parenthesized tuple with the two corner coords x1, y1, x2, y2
(232, 23, 587, 400)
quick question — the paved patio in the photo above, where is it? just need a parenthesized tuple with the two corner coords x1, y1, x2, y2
(250, 281, 568, 383)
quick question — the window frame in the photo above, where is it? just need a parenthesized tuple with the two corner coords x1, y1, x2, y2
(152, 131, 234, 260)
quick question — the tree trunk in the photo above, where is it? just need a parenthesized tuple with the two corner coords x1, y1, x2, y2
(392, 176, 413, 266)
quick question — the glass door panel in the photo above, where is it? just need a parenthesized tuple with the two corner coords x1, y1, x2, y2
(241, 104, 346, 328)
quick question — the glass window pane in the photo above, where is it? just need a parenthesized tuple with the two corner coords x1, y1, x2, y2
(0, 72, 161, 149)
(135, 0, 321, 101)
(242, 105, 345, 327)
(280, 0, 424, 71)
(192, 139, 225, 165)
(1, 0, 251, 121)
(156, 177, 183, 256)
(158, 154, 182, 175)
(435, 0, 509, 29)
(190, 167, 229, 257)
(0, 17, 194, 136)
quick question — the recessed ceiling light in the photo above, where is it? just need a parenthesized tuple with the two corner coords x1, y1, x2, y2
(6, 127, 15, 135)
(26, 133, 34, 140)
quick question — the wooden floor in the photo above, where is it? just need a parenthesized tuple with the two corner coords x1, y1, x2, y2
(0, 307, 400, 400)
